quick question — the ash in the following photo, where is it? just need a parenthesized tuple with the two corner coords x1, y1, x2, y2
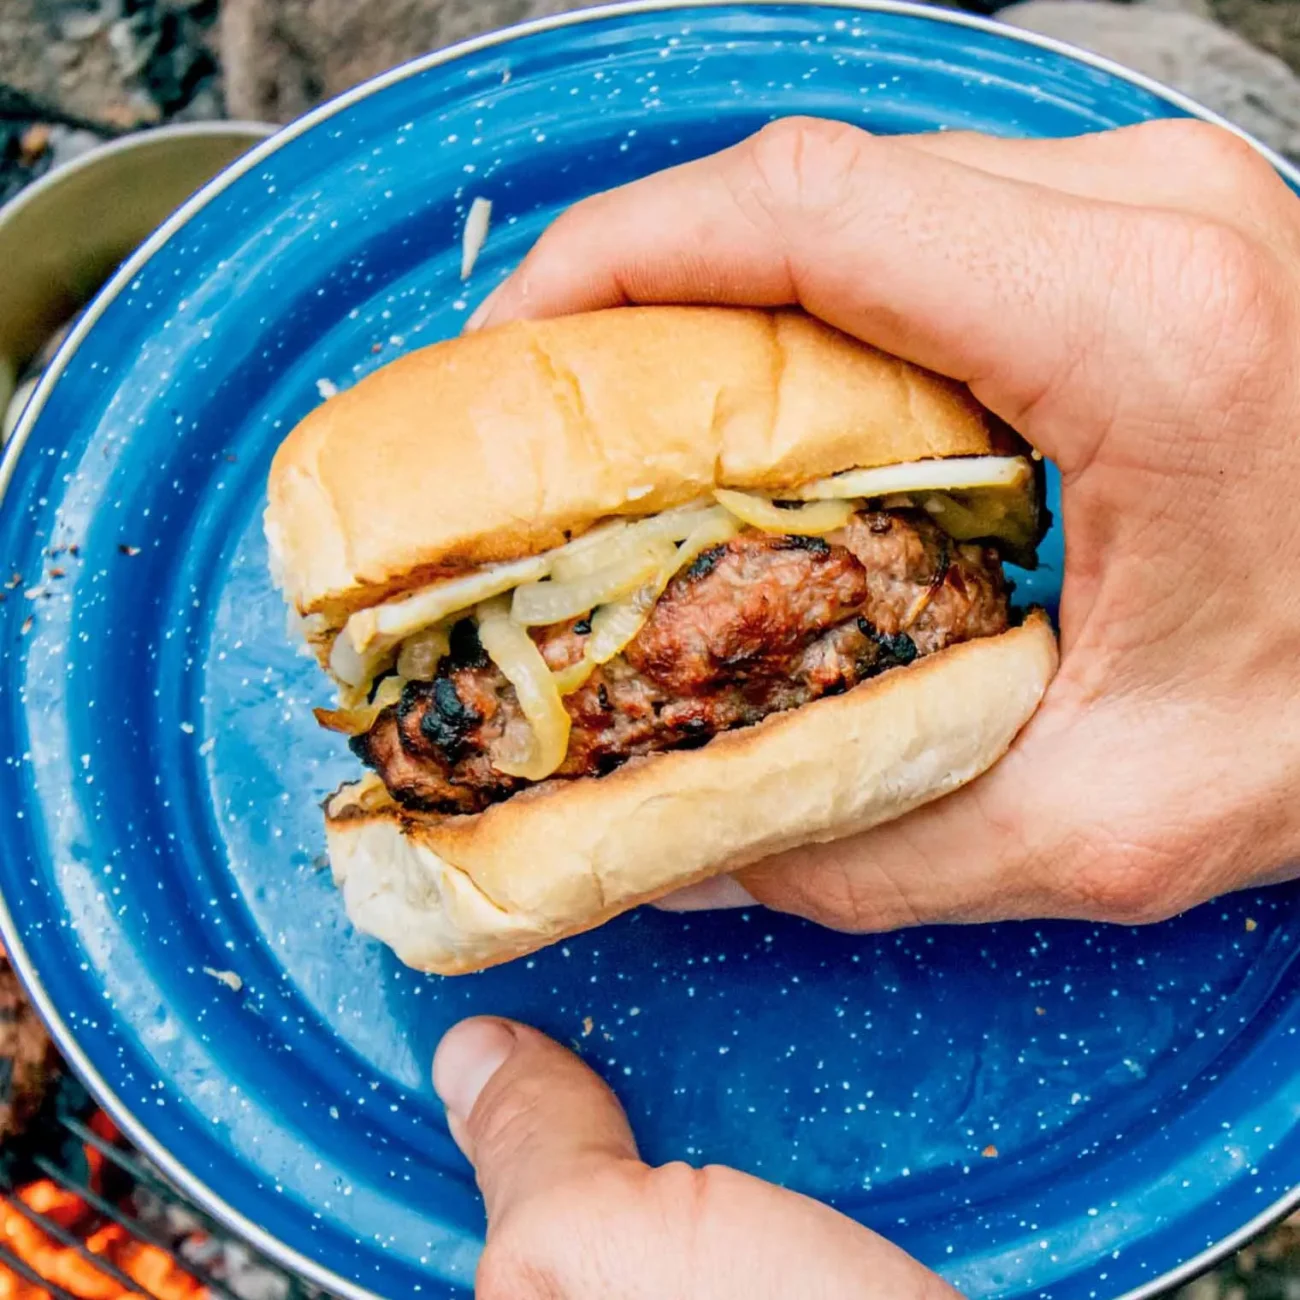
(130, 1178, 313, 1300)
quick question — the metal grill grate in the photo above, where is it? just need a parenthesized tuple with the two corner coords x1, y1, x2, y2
(0, 1099, 318, 1300)
(0, 1175, 155, 1300)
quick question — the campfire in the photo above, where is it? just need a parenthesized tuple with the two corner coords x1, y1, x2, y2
(0, 948, 303, 1300)
(0, 1109, 208, 1300)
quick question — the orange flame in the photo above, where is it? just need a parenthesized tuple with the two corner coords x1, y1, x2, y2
(0, 1136, 206, 1300)
(81, 1114, 120, 1195)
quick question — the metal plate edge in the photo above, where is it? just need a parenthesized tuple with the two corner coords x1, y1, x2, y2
(1, 5, 1296, 1298)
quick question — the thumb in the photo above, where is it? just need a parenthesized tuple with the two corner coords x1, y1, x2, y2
(733, 693, 1194, 933)
(432, 1017, 639, 1226)
(668, 709, 1089, 931)
(738, 758, 1050, 930)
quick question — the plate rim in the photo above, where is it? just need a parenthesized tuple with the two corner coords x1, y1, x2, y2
(1, 4, 1296, 1298)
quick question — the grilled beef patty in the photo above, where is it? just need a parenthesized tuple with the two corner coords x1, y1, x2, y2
(351, 510, 1010, 815)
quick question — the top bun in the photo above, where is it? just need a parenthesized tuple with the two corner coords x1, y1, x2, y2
(265, 306, 1016, 622)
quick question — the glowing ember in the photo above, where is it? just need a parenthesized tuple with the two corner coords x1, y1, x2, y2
(0, 1120, 206, 1300)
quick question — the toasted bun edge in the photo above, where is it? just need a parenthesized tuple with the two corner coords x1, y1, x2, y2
(266, 306, 1018, 622)
(325, 613, 1057, 974)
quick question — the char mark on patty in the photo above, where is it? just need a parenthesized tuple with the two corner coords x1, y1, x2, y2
(349, 510, 1010, 815)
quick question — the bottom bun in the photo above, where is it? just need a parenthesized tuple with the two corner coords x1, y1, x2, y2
(325, 611, 1057, 975)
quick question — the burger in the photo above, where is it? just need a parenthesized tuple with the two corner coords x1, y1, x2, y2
(265, 306, 1058, 974)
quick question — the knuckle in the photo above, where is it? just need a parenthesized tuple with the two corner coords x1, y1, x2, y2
(644, 1161, 739, 1239)
(467, 1073, 548, 1171)
(810, 862, 892, 931)
(647, 1159, 713, 1216)
(1139, 211, 1288, 390)
(1062, 837, 1184, 925)
(1143, 118, 1277, 185)
(476, 1191, 588, 1299)
(481, 1165, 654, 1298)
(1190, 226, 1287, 369)
(1149, 210, 1267, 315)
(476, 1241, 565, 1300)
(531, 199, 598, 260)
(1185, 219, 1274, 314)
(744, 115, 875, 217)
(744, 853, 901, 931)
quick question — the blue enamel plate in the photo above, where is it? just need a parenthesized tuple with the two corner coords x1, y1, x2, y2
(2, 4, 1298, 1298)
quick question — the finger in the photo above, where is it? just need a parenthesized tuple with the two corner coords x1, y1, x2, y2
(733, 674, 1242, 934)
(650, 875, 757, 912)
(664, 747, 1060, 927)
(656, 732, 1058, 926)
(737, 774, 1037, 931)
(660, 681, 1090, 928)
(905, 121, 1290, 242)
(643, 1164, 965, 1300)
(733, 701, 1092, 932)
(470, 119, 1281, 331)
(469, 133, 801, 323)
(464, 117, 1190, 469)
(659, 709, 1067, 930)
(433, 1017, 639, 1227)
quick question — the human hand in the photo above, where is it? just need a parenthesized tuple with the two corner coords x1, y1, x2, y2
(433, 1016, 958, 1299)
(468, 117, 1300, 931)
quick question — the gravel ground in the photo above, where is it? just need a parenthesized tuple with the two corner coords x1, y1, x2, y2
(0, 2, 1298, 1297)
(1208, 0, 1300, 71)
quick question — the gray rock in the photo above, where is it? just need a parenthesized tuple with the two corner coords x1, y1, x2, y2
(221, 0, 594, 123)
(59, 7, 110, 43)
(1136, 0, 1211, 18)
(1171, 1279, 1222, 1300)
(46, 126, 102, 170)
(1000, 1, 1300, 162)
(0, 0, 161, 130)
(48, 41, 85, 72)
(169, 81, 224, 123)
(1138, 0, 1206, 15)
(107, 15, 159, 81)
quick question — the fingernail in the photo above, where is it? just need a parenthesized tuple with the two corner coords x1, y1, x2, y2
(652, 876, 758, 913)
(464, 281, 508, 332)
(433, 1017, 517, 1120)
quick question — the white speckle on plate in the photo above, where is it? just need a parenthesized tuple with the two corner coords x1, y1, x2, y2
(316, 378, 339, 400)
